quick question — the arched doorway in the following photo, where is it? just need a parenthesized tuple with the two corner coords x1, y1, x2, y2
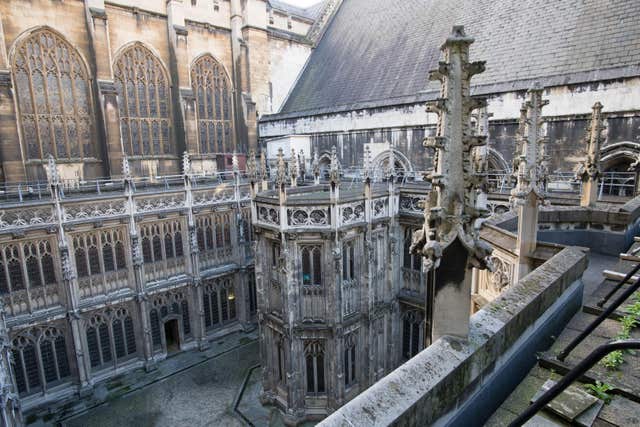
(600, 142, 640, 197)
(163, 319, 180, 354)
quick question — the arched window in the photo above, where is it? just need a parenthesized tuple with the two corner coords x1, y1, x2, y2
(203, 278, 236, 330)
(402, 310, 423, 360)
(403, 228, 421, 271)
(12, 28, 94, 161)
(304, 340, 325, 395)
(191, 55, 233, 154)
(114, 43, 171, 157)
(344, 333, 357, 388)
(85, 308, 137, 371)
(11, 327, 70, 396)
(301, 246, 322, 286)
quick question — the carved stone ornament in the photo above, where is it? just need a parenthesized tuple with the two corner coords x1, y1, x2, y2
(578, 101, 605, 181)
(247, 149, 258, 181)
(410, 26, 493, 272)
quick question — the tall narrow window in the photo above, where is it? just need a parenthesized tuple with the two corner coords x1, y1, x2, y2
(114, 43, 171, 157)
(344, 333, 357, 387)
(12, 29, 94, 161)
(191, 55, 234, 154)
(305, 340, 325, 395)
(343, 241, 356, 280)
(402, 310, 422, 360)
(301, 246, 322, 286)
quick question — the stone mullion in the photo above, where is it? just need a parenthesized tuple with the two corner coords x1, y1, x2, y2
(17, 244, 33, 314)
(52, 63, 72, 158)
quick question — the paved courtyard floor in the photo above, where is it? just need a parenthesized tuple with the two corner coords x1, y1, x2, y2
(61, 334, 260, 427)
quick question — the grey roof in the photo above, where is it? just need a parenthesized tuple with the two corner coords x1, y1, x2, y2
(268, 0, 640, 120)
(269, 0, 326, 21)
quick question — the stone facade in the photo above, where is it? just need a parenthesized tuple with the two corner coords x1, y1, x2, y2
(252, 163, 436, 423)
(0, 0, 325, 184)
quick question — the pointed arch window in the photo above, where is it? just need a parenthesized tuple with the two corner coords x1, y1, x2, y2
(191, 55, 234, 154)
(12, 29, 95, 161)
(114, 43, 172, 157)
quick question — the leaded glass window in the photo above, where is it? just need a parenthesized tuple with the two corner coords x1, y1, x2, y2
(301, 246, 322, 286)
(191, 55, 234, 154)
(304, 340, 325, 395)
(12, 29, 94, 161)
(114, 44, 172, 156)
(203, 278, 236, 330)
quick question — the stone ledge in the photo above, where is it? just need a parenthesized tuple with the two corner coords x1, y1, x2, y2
(319, 246, 588, 427)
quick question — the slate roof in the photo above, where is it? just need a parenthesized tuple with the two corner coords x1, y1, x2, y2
(269, 0, 326, 21)
(269, 0, 640, 120)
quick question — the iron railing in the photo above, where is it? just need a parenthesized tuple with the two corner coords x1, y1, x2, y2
(509, 339, 640, 427)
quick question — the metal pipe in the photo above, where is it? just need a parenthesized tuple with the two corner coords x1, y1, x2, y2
(558, 275, 640, 361)
(597, 262, 640, 308)
(510, 339, 640, 427)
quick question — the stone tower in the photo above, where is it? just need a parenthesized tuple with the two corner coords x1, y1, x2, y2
(411, 26, 493, 341)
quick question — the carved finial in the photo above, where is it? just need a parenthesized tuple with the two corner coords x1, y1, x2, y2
(122, 155, 131, 180)
(313, 148, 320, 178)
(411, 25, 492, 273)
(298, 149, 306, 179)
(247, 149, 257, 180)
(329, 145, 339, 184)
(260, 151, 268, 180)
(182, 151, 192, 176)
(579, 102, 605, 207)
(232, 152, 239, 174)
(276, 148, 286, 187)
(290, 148, 298, 181)
(511, 87, 549, 203)
(363, 145, 372, 181)
(47, 154, 59, 186)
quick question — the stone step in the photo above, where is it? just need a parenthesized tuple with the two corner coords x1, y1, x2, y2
(582, 304, 625, 321)
(529, 379, 603, 426)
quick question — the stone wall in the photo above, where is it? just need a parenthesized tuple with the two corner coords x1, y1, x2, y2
(318, 246, 588, 426)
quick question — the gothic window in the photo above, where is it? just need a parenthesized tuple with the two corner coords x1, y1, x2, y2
(403, 228, 421, 270)
(12, 29, 94, 161)
(72, 230, 127, 278)
(141, 222, 183, 264)
(0, 241, 58, 297)
(248, 272, 257, 314)
(276, 335, 285, 385)
(85, 307, 137, 371)
(301, 246, 322, 286)
(271, 242, 280, 268)
(150, 309, 162, 348)
(304, 340, 325, 395)
(114, 43, 171, 157)
(191, 55, 234, 154)
(344, 333, 357, 388)
(402, 310, 423, 360)
(11, 327, 70, 396)
(150, 291, 192, 348)
(203, 278, 236, 330)
(342, 241, 356, 281)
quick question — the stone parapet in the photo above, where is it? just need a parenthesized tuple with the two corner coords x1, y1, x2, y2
(319, 245, 588, 426)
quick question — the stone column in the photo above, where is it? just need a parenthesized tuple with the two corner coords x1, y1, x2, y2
(411, 27, 493, 341)
(511, 88, 549, 280)
(579, 102, 605, 207)
(0, 300, 22, 427)
(47, 159, 91, 390)
(230, 0, 251, 153)
(0, 71, 26, 183)
(123, 158, 155, 369)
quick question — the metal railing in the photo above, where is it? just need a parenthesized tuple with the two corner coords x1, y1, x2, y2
(509, 339, 640, 427)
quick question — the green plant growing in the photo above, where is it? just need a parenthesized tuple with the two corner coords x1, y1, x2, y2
(601, 350, 624, 370)
(584, 380, 613, 404)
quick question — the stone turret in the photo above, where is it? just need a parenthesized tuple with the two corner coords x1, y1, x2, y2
(579, 102, 605, 207)
(411, 26, 493, 341)
(511, 87, 549, 279)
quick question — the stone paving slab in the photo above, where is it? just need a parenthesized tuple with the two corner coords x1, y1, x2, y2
(49, 331, 259, 427)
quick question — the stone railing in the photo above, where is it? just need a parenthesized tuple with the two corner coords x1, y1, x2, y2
(319, 246, 588, 427)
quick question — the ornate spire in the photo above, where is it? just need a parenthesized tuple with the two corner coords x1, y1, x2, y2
(578, 102, 605, 207)
(247, 149, 258, 181)
(122, 155, 132, 181)
(329, 145, 339, 185)
(298, 149, 306, 180)
(182, 151, 192, 176)
(411, 26, 492, 272)
(511, 87, 549, 204)
(276, 147, 286, 188)
(232, 152, 239, 174)
(312, 148, 320, 179)
(47, 154, 59, 187)
(511, 104, 528, 182)
(260, 150, 268, 181)
(363, 145, 372, 182)
(289, 148, 298, 184)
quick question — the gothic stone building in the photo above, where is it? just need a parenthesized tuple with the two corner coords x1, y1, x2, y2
(0, 0, 341, 422)
(260, 0, 640, 198)
(254, 177, 433, 424)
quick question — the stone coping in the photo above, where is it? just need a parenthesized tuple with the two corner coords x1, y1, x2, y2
(318, 246, 588, 427)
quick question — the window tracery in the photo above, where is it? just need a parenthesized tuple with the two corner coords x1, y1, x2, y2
(149, 290, 191, 351)
(301, 246, 322, 286)
(85, 307, 137, 370)
(11, 326, 70, 396)
(12, 29, 95, 161)
(304, 340, 325, 395)
(114, 43, 172, 157)
(191, 55, 233, 154)
(203, 277, 236, 330)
